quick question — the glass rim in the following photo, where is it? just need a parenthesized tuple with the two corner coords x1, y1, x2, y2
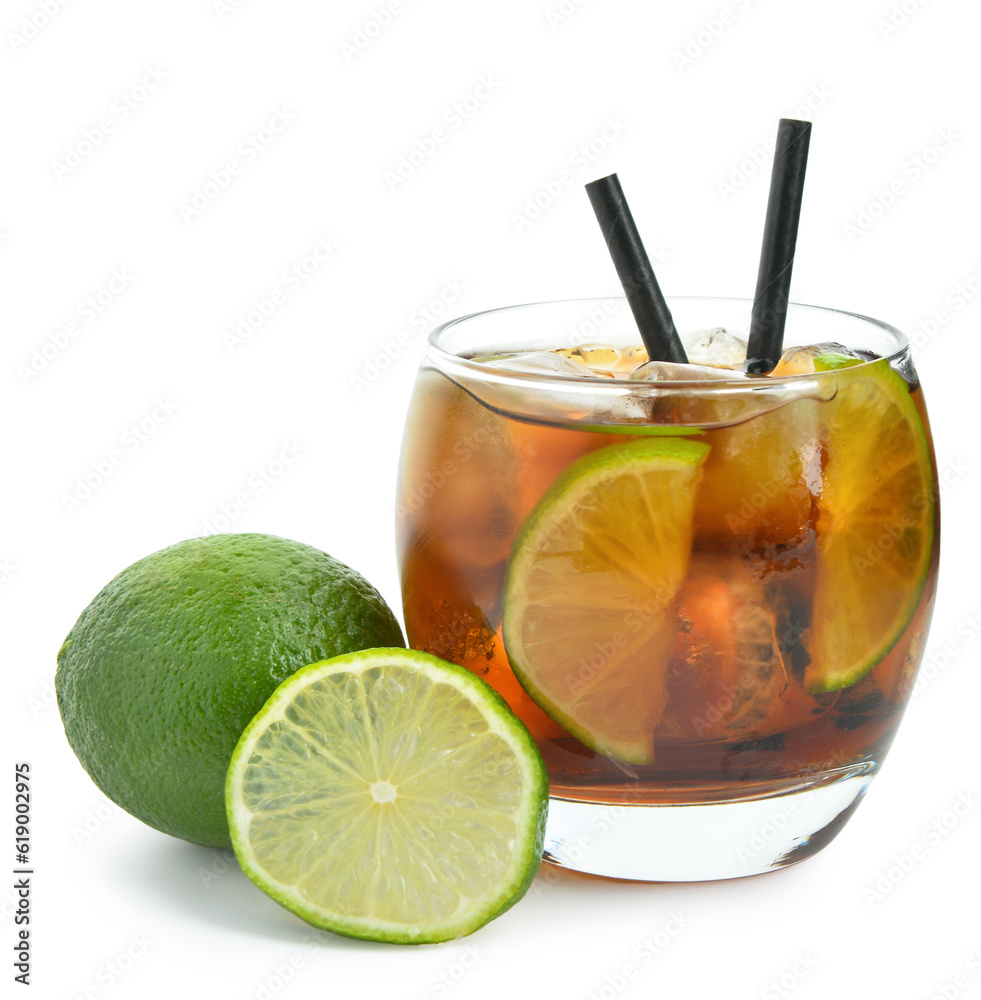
(426, 295, 911, 389)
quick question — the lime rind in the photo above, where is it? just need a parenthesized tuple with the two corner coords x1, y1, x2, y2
(503, 438, 710, 763)
(510, 437, 711, 544)
(226, 647, 548, 945)
(571, 422, 706, 437)
(805, 362, 935, 693)
(812, 352, 865, 372)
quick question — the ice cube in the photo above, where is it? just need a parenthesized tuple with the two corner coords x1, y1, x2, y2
(682, 327, 748, 368)
(555, 344, 618, 368)
(553, 344, 642, 376)
(769, 342, 865, 376)
(661, 553, 795, 742)
(481, 351, 610, 377)
(630, 360, 752, 382)
(462, 350, 618, 424)
(615, 359, 755, 427)
(610, 361, 743, 423)
(609, 394, 654, 423)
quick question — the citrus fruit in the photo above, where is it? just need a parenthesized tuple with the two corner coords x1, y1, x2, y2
(56, 533, 404, 848)
(805, 357, 935, 692)
(502, 438, 710, 764)
(225, 647, 547, 944)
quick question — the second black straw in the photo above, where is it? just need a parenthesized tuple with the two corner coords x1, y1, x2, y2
(745, 118, 812, 374)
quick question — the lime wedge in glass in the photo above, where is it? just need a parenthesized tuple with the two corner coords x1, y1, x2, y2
(805, 356, 936, 692)
(503, 438, 710, 765)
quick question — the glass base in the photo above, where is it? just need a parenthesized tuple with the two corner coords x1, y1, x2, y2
(541, 763, 877, 881)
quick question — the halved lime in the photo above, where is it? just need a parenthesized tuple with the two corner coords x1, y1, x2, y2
(225, 648, 548, 944)
(502, 438, 710, 764)
(806, 358, 935, 692)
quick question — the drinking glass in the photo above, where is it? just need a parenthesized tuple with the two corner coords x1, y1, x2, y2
(396, 296, 939, 881)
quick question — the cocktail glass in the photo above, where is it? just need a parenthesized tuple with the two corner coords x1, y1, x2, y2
(396, 295, 939, 881)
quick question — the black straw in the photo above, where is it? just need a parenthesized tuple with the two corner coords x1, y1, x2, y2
(745, 119, 812, 374)
(585, 174, 688, 364)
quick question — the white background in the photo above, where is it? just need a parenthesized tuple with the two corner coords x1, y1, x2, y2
(4, 0, 980, 997)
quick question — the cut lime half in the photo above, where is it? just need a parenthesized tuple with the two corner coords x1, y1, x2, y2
(225, 648, 548, 944)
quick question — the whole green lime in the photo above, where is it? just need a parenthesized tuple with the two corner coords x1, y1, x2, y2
(56, 533, 404, 848)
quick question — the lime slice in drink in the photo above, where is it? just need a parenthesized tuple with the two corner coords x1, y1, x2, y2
(502, 438, 710, 764)
(225, 648, 548, 944)
(805, 357, 935, 692)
